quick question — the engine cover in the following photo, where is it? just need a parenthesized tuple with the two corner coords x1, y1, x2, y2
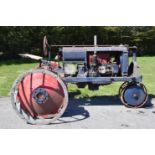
(62, 48, 86, 63)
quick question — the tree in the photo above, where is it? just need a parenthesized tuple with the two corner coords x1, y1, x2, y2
(0, 26, 155, 59)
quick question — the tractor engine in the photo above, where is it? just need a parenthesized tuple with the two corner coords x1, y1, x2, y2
(88, 53, 119, 76)
(62, 48, 119, 77)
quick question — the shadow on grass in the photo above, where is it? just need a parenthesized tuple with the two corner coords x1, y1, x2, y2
(0, 58, 38, 66)
(53, 91, 155, 125)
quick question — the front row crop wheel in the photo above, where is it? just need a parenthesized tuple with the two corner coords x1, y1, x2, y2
(118, 81, 129, 98)
(11, 69, 68, 125)
(119, 83, 148, 108)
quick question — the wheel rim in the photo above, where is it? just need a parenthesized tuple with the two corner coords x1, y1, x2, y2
(120, 83, 148, 108)
(11, 69, 68, 125)
(118, 82, 129, 97)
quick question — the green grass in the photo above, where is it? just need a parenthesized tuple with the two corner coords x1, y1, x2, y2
(0, 57, 155, 97)
(0, 59, 38, 96)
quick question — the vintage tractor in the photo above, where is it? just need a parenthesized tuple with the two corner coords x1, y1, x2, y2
(11, 35, 148, 124)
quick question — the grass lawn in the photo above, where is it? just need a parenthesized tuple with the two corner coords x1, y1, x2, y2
(0, 57, 155, 97)
(0, 59, 38, 96)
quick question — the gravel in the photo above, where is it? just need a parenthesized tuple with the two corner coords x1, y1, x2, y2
(0, 96, 155, 129)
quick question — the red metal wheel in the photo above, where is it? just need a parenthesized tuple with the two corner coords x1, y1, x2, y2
(11, 69, 68, 125)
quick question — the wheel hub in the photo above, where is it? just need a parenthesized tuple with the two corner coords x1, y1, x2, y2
(133, 93, 139, 100)
(32, 88, 48, 105)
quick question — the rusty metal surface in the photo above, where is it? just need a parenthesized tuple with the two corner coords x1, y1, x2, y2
(11, 69, 68, 125)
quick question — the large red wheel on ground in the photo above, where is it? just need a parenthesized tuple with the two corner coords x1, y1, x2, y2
(11, 69, 68, 125)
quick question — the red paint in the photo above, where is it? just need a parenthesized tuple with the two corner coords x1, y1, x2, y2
(88, 53, 110, 65)
(17, 72, 65, 118)
(97, 53, 110, 64)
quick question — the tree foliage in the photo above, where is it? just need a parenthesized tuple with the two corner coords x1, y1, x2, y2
(0, 26, 155, 58)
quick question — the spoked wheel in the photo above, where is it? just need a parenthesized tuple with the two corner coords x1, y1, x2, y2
(11, 69, 68, 125)
(120, 82, 148, 108)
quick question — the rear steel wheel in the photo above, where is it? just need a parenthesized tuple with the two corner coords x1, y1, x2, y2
(120, 83, 148, 108)
(11, 69, 68, 125)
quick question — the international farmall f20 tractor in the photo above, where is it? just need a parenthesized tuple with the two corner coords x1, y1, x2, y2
(11, 36, 148, 125)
